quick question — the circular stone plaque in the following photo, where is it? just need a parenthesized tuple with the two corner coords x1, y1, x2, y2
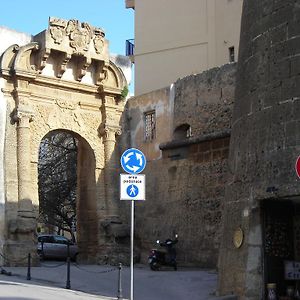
(233, 227, 244, 248)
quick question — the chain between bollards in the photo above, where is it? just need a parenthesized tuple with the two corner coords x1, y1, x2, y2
(26, 253, 31, 280)
(117, 263, 123, 300)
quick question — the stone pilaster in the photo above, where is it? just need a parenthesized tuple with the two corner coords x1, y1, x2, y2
(98, 118, 130, 265)
(4, 105, 37, 266)
(16, 106, 35, 217)
(99, 123, 122, 218)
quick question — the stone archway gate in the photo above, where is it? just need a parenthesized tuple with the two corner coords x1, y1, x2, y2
(0, 18, 128, 265)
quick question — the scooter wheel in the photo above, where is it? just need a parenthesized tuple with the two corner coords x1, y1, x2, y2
(150, 263, 159, 271)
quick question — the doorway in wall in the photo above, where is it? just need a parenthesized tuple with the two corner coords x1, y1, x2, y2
(262, 199, 300, 297)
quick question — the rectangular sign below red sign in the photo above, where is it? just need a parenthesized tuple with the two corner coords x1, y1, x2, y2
(285, 261, 300, 280)
(120, 174, 146, 201)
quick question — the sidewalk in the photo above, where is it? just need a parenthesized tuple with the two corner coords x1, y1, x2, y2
(0, 262, 236, 300)
(0, 280, 117, 300)
(0, 262, 122, 299)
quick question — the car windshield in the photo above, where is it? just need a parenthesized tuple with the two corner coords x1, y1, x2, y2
(54, 236, 70, 244)
(38, 235, 72, 244)
(38, 236, 54, 243)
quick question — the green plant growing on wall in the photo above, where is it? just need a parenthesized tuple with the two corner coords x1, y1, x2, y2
(120, 85, 129, 100)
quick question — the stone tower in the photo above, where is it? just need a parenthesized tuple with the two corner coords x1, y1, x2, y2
(218, 0, 300, 298)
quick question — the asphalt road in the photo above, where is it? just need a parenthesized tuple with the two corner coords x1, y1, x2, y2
(0, 262, 221, 300)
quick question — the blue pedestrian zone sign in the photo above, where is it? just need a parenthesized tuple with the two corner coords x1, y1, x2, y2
(127, 184, 139, 197)
(120, 174, 146, 201)
(121, 148, 146, 174)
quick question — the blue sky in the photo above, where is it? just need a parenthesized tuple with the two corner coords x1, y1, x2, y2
(0, 0, 134, 56)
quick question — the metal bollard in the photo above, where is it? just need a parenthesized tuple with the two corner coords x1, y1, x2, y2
(41, 241, 44, 258)
(117, 263, 123, 300)
(66, 243, 71, 289)
(26, 253, 31, 280)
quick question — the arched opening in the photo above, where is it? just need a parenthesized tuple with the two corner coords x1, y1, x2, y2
(37, 129, 97, 261)
(173, 123, 192, 140)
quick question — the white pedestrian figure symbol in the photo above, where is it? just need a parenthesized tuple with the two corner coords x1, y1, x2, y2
(127, 184, 139, 197)
(129, 185, 136, 196)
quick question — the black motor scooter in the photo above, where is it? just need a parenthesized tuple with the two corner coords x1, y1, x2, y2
(148, 234, 178, 271)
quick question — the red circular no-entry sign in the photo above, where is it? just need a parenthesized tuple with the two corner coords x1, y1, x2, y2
(296, 156, 300, 179)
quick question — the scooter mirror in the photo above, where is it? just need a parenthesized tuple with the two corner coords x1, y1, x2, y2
(156, 240, 160, 244)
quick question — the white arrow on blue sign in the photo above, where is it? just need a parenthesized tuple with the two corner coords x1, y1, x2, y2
(121, 148, 146, 174)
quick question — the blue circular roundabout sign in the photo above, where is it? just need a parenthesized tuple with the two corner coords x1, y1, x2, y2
(120, 148, 146, 174)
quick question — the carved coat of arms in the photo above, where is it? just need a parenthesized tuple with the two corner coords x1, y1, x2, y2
(49, 18, 68, 44)
(66, 20, 93, 54)
(93, 28, 105, 54)
(48, 18, 107, 56)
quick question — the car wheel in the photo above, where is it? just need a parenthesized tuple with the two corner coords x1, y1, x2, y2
(72, 253, 78, 262)
(38, 251, 45, 261)
(150, 262, 159, 271)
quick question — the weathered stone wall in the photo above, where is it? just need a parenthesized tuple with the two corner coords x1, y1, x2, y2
(174, 64, 235, 137)
(124, 63, 236, 267)
(121, 87, 173, 160)
(218, 0, 300, 298)
(134, 136, 230, 267)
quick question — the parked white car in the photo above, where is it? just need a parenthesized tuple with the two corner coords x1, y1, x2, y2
(37, 234, 78, 261)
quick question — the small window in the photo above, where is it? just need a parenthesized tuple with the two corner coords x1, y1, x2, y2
(144, 110, 156, 142)
(174, 124, 192, 140)
(229, 46, 235, 62)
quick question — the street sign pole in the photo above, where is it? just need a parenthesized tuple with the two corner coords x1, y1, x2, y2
(120, 148, 147, 300)
(130, 200, 134, 300)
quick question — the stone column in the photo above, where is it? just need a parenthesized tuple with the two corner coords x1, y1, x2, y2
(100, 123, 122, 218)
(4, 105, 37, 266)
(97, 95, 129, 265)
(16, 107, 35, 217)
(99, 121, 131, 265)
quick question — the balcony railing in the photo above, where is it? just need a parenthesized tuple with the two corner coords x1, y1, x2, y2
(126, 39, 135, 57)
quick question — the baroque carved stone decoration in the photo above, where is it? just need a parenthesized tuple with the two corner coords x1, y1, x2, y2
(55, 99, 78, 110)
(66, 20, 92, 54)
(99, 123, 122, 140)
(47, 17, 106, 57)
(94, 28, 105, 54)
(57, 52, 71, 78)
(15, 105, 35, 124)
(37, 48, 51, 73)
(76, 56, 91, 81)
(49, 18, 67, 44)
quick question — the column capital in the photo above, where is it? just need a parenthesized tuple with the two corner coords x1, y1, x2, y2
(14, 104, 34, 125)
(99, 123, 122, 140)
